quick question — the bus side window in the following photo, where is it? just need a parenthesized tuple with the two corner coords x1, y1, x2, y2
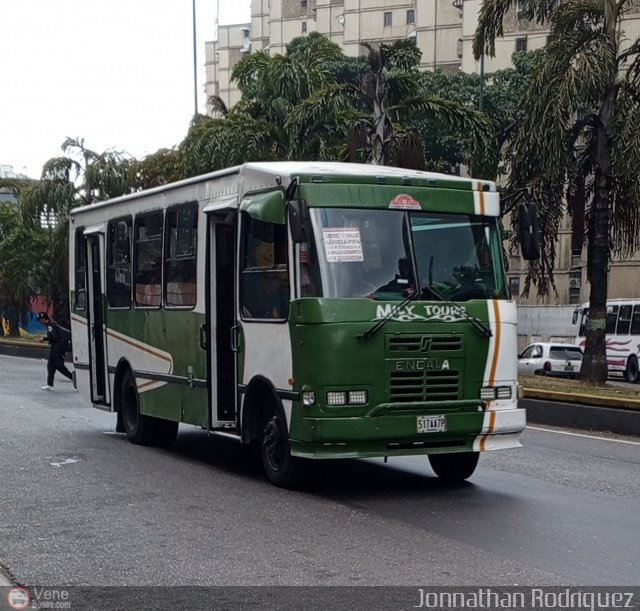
(107, 217, 132, 309)
(579, 308, 589, 337)
(631, 306, 640, 335)
(134, 211, 163, 308)
(241, 215, 289, 320)
(605, 305, 619, 334)
(616, 305, 632, 335)
(164, 204, 197, 308)
(74, 228, 86, 311)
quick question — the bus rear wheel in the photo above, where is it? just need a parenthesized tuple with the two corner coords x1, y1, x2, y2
(625, 356, 639, 384)
(120, 370, 178, 447)
(428, 451, 479, 482)
(261, 412, 308, 489)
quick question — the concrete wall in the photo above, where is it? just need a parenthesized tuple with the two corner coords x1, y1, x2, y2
(516, 305, 579, 351)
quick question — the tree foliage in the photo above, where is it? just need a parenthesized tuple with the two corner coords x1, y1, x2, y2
(474, 0, 640, 383)
(6, 139, 135, 325)
(181, 35, 498, 177)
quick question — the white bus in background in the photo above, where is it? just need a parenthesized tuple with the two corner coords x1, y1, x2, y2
(574, 299, 640, 383)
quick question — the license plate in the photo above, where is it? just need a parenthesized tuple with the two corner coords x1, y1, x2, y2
(564, 364, 574, 371)
(417, 415, 447, 433)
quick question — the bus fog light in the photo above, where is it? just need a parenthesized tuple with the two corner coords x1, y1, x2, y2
(348, 390, 368, 405)
(302, 391, 316, 406)
(327, 391, 347, 406)
(480, 386, 496, 400)
(496, 386, 512, 399)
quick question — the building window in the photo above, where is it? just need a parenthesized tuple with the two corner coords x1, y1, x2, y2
(301, 21, 307, 33)
(509, 277, 520, 297)
(301, 0, 307, 7)
(383, 12, 392, 27)
(515, 37, 527, 53)
(107, 217, 132, 309)
(134, 210, 163, 308)
(164, 204, 197, 308)
(407, 9, 415, 24)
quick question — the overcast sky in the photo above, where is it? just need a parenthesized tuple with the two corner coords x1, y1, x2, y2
(0, 1, 250, 178)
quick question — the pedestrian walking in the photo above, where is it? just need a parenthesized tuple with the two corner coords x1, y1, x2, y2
(38, 312, 73, 390)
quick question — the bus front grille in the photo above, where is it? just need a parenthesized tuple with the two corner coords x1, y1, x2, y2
(389, 370, 461, 403)
(387, 334, 463, 353)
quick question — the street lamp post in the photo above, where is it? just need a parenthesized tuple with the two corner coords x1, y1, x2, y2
(478, 52, 485, 112)
(192, 0, 199, 116)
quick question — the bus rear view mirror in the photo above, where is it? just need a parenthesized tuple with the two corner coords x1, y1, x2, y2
(288, 200, 310, 243)
(518, 200, 540, 261)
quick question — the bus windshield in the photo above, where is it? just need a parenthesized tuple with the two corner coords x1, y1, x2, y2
(300, 208, 508, 301)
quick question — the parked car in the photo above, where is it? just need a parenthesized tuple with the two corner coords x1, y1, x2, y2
(518, 342, 584, 378)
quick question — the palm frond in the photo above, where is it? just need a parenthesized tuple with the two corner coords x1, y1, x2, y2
(474, 0, 559, 57)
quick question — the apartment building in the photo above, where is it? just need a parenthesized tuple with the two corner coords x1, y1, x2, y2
(203, 1, 640, 306)
(205, 0, 464, 111)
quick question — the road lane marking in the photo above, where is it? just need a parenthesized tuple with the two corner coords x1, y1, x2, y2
(526, 425, 640, 446)
(49, 457, 80, 467)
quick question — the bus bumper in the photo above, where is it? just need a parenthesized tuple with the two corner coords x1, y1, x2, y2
(290, 406, 525, 459)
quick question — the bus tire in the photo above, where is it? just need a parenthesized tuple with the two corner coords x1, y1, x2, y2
(120, 370, 178, 447)
(428, 451, 479, 482)
(625, 356, 639, 384)
(261, 410, 308, 489)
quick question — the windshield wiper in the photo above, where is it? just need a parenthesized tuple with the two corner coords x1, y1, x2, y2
(427, 284, 492, 338)
(356, 290, 420, 341)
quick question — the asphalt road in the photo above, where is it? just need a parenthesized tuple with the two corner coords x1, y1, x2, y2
(1, 354, 639, 589)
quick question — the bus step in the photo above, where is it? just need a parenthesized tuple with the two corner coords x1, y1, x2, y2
(209, 428, 241, 442)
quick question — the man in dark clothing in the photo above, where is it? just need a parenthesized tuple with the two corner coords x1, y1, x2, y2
(38, 312, 73, 390)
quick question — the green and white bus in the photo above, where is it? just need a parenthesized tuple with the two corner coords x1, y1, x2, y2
(69, 162, 538, 487)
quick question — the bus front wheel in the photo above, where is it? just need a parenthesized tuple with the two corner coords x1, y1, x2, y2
(428, 451, 479, 482)
(261, 411, 308, 489)
(120, 370, 178, 447)
(625, 356, 639, 384)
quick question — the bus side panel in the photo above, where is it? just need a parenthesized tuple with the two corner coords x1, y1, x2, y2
(105, 309, 208, 427)
(238, 322, 294, 426)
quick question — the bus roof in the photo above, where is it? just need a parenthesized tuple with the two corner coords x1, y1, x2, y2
(69, 161, 496, 218)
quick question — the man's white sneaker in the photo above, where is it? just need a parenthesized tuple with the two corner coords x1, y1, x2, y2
(41, 385, 54, 391)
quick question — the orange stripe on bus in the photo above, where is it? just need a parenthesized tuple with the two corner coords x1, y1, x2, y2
(105, 329, 172, 364)
(479, 411, 497, 451)
(488, 300, 501, 385)
(477, 183, 486, 215)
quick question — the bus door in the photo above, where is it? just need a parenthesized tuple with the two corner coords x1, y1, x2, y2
(85, 231, 109, 405)
(205, 209, 238, 427)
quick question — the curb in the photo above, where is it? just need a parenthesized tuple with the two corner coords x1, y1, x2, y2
(522, 387, 640, 411)
(0, 340, 48, 360)
(522, 397, 640, 437)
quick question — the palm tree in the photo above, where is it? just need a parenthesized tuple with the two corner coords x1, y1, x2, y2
(474, 0, 640, 383)
(181, 35, 495, 177)
(288, 40, 497, 174)
(18, 139, 135, 324)
(180, 34, 346, 177)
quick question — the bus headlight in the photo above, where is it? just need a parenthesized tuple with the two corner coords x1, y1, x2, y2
(348, 390, 368, 405)
(327, 391, 347, 406)
(480, 386, 512, 400)
(302, 391, 316, 406)
(326, 390, 368, 406)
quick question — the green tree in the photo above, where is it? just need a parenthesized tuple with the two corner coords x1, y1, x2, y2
(475, 0, 640, 383)
(180, 34, 346, 176)
(0, 201, 47, 335)
(182, 35, 496, 177)
(413, 51, 541, 174)
(288, 39, 497, 174)
(18, 139, 135, 324)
